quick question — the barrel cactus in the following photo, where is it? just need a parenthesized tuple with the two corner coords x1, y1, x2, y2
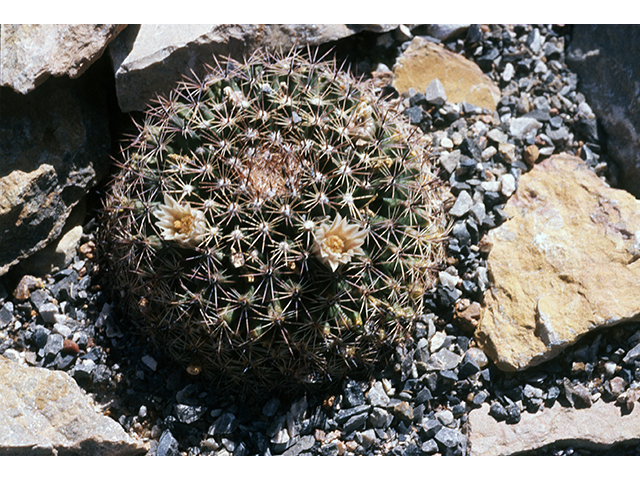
(100, 49, 450, 396)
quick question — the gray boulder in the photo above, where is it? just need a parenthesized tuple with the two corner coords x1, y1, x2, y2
(0, 69, 110, 276)
(567, 25, 640, 197)
(0, 24, 127, 94)
(0, 356, 147, 455)
(109, 24, 399, 112)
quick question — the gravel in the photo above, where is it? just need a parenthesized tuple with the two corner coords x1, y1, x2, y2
(0, 24, 636, 456)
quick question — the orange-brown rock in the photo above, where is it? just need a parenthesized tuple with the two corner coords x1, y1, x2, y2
(453, 299, 482, 335)
(392, 37, 501, 112)
(476, 154, 640, 371)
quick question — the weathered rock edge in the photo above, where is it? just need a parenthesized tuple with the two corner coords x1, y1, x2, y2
(0, 357, 147, 455)
(0, 24, 127, 94)
(109, 24, 399, 112)
(468, 400, 640, 456)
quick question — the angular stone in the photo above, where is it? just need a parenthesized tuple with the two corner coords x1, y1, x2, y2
(366, 381, 390, 407)
(509, 117, 542, 139)
(1, 24, 127, 94)
(0, 72, 110, 276)
(476, 155, 640, 371)
(393, 37, 501, 112)
(156, 430, 179, 456)
(0, 302, 14, 327)
(449, 190, 473, 217)
(282, 435, 315, 456)
(567, 25, 640, 197)
(468, 400, 640, 455)
(434, 426, 465, 449)
(0, 357, 146, 455)
(424, 24, 470, 41)
(423, 349, 461, 371)
(109, 24, 398, 112)
(424, 78, 447, 106)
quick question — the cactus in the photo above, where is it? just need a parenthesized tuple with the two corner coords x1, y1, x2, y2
(100, 49, 450, 396)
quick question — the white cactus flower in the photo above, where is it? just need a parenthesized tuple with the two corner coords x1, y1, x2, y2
(154, 194, 208, 247)
(313, 213, 367, 271)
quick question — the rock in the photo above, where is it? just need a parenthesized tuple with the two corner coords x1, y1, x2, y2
(509, 117, 543, 138)
(366, 381, 390, 407)
(488, 128, 508, 144)
(211, 412, 238, 436)
(434, 426, 465, 449)
(500, 173, 516, 197)
(435, 409, 455, 426)
(0, 356, 146, 455)
(175, 404, 206, 424)
(566, 25, 640, 197)
(109, 24, 398, 112)
(448, 190, 473, 217)
(38, 303, 59, 325)
(356, 429, 376, 449)
(489, 402, 508, 421)
(19, 202, 85, 276)
(424, 78, 447, 106)
(476, 155, 640, 371)
(343, 412, 369, 433)
(141, 355, 158, 371)
(393, 401, 414, 423)
(12, 275, 45, 301)
(498, 142, 517, 164)
(424, 24, 469, 41)
(334, 405, 370, 425)
(0, 302, 14, 327)
(262, 397, 280, 417)
(439, 153, 460, 176)
(0, 24, 127, 94)
(156, 430, 179, 456)
(423, 349, 461, 371)
(501, 63, 515, 82)
(623, 343, 640, 364)
(393, 37, 501, 112)
(282, 435, 315, 456)
(524, 144, 539, 165)
(563, 379, 593, 408)
(368, 407, 392, 429)
(342, 380, 365, 408)
(453, 300, 481, 334)
(0, 70, 110, 277)
(468, 400, 640, 456)
(421, 438, 439, 454)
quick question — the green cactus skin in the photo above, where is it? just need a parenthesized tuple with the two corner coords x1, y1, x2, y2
(100, 49, 450, 396)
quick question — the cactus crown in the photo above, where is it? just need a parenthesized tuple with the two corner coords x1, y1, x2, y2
(101, 48, 450, 396)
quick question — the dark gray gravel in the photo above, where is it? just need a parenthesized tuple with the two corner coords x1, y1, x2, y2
(0, 24, 637, 456)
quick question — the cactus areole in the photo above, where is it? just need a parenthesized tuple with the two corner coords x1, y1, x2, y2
(101, 49, 450, 396)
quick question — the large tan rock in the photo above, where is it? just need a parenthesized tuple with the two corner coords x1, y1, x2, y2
(0, 357, 147, 455)
(476, 154, 640, 371)
(0, 24, 127, 94)
(392, 37, 501, 111)
(109, 24, 399, 112)
(468, 400, 640, 455)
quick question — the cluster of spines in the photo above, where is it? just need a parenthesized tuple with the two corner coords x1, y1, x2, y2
(101, 48, 449, 395)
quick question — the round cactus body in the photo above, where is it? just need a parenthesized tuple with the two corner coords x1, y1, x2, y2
(101, 49, 450, 395)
